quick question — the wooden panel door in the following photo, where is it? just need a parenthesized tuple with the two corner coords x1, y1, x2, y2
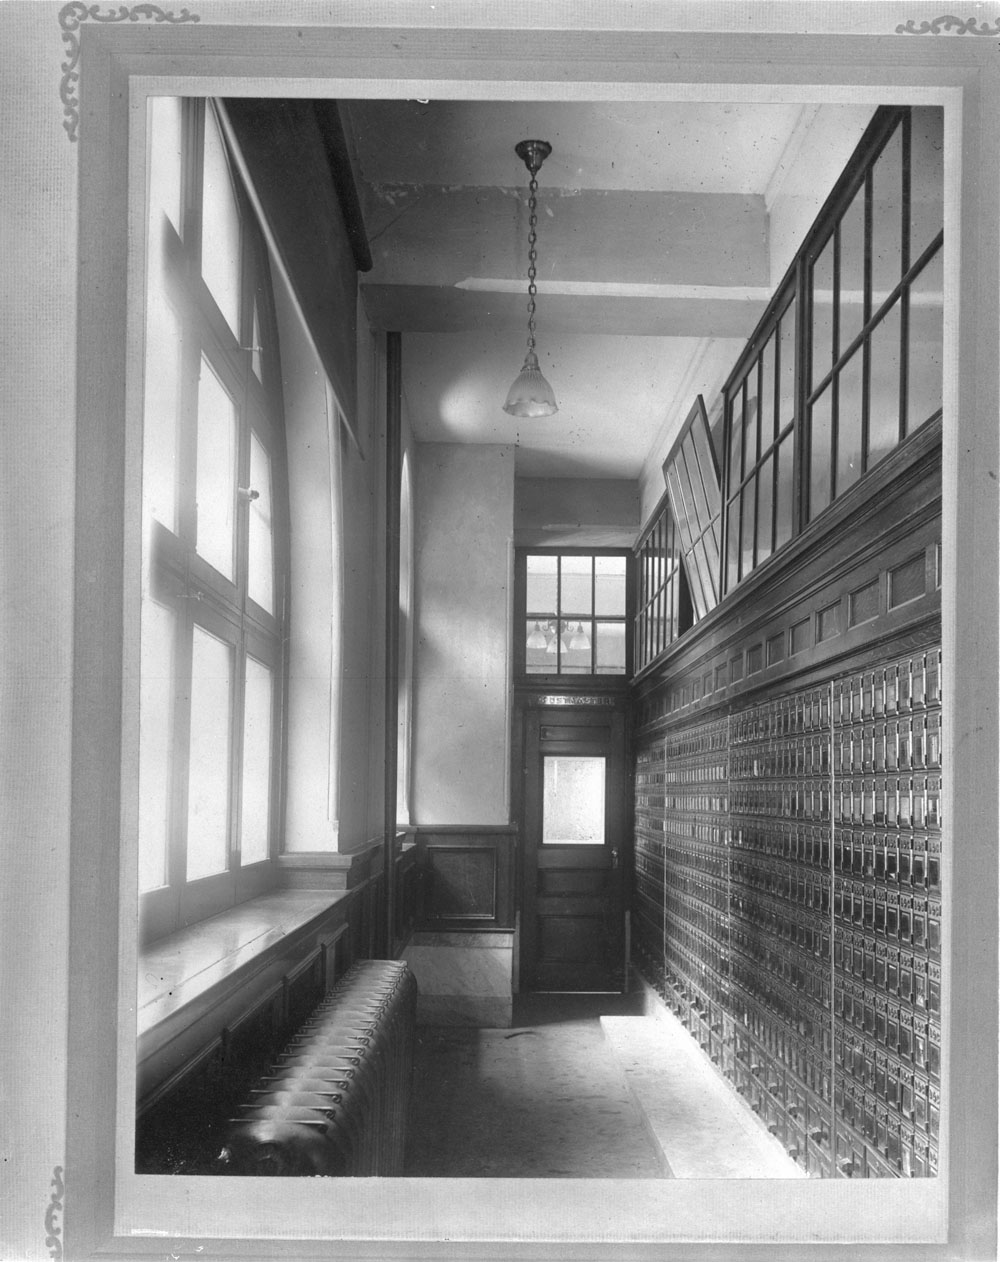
(520, 707, 627, 992)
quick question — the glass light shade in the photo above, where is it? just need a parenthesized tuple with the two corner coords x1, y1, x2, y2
(569, 622, 591, 651)
(526, 621, 548, 650)
(503, 349, 558, 417)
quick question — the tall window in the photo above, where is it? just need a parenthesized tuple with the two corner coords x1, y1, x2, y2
(519, 550, 631, 678)
(138, 99, 288, 941)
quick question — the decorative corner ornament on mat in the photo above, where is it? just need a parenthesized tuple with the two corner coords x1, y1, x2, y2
(896, 13, 1000, 33)
(59, 3, 201, 142)
(45, 1166, 64, 1261)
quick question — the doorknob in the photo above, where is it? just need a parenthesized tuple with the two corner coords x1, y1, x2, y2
(610, 847, 620, 869)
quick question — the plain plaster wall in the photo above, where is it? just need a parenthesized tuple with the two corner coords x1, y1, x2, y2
(412, 443, 514, 823)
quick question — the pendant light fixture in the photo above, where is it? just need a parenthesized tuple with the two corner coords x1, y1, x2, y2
(503, 139, 558, 417)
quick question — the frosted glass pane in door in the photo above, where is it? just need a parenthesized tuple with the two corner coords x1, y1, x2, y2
(186, 625, 232, 880)
(543, 757, 605, 845)
(196, 359, 236, 580)
(240, 655, 273, 866)
(248, 431, 274, 613)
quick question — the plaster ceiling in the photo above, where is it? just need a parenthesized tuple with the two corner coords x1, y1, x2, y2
(345, 99, 862, 479)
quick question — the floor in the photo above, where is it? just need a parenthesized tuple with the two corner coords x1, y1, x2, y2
(403, 992, 804, 1179)
(404, 992, 666, 1178)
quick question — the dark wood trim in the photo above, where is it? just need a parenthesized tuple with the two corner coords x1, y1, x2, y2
(382, 331, 403, 954)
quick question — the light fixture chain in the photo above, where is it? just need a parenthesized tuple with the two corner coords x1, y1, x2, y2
(526, 171, 539, 351)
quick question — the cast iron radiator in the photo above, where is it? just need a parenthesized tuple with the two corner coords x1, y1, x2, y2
(218, 959, 417, 1176)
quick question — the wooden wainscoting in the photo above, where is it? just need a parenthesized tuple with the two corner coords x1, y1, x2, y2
(412, 826, 517, 932)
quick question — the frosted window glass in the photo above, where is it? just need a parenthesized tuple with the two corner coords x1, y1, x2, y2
(248, 431, 274, 614)
(196, 359, 236, 580)
(138, 599, 175, 892)
(240, 655, 273, 866)
(543, 757, 605, 845)
(186, 626, 232, 880)
(201, 108, 241, 333)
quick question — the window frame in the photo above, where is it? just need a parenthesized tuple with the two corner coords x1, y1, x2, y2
(718, 104, 943, 599)
(516, 546, 634, 682)
(139, 98, 291, 943)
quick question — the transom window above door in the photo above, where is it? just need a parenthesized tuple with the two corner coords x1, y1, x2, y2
(518, 550, 631, 678)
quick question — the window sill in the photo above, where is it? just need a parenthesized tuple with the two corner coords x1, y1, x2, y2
(137, 888, 352, 1109)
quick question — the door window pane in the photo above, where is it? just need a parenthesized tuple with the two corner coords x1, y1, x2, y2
(186, 625, 232, 880)
(868, 303, 902, 466)
(196, 359, 236, 580)
(240, 655, 273, 866)
(201, 107, 241, 333)
(138, 599, 176, 892)
(248, 431, 274, 613)
(543, 757, 605, 845)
